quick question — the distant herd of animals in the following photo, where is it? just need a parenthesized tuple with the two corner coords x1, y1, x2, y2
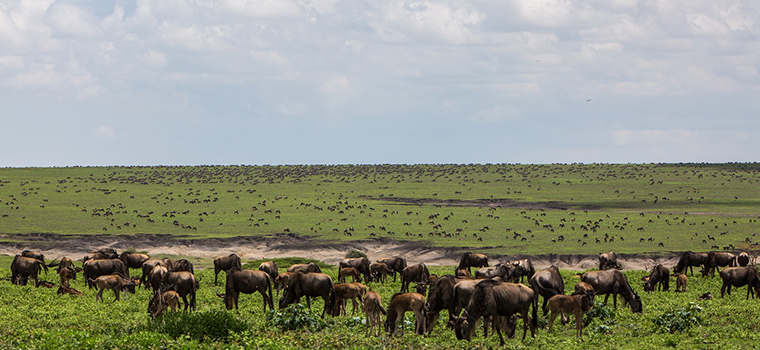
(6, 248, 760, 344)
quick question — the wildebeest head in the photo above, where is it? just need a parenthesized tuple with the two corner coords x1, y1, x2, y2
(453, 311, 475, 341)
(628, 292, 643, 313)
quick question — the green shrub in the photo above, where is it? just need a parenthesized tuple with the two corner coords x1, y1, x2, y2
(149, 310, 248, 342)
(344, 250, 368, 259)
(652, 303, 703, 334)
(267, 303, 331, 332)
(584, 301, 618, 327)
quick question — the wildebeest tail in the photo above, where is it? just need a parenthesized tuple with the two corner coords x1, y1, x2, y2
(266, 274, 274, 311)
(531, 292, 538, 331)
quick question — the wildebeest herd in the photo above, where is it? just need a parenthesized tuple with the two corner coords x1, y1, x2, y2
(6, 247, 759, 344)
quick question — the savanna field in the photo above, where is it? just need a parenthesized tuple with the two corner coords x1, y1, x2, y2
(2, 163, 760, 349)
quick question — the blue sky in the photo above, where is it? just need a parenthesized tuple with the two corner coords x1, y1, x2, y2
(1, 0, 759, 166)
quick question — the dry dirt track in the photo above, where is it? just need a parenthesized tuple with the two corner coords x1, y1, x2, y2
(0, 233, 678, 271)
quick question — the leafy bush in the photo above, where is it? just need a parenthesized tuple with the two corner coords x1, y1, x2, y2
(584, 301, 618, 327)
(344, 250, 368, 259)
(652, 303, 703, 334)
(267, 303, 331, 332)
(149, 310, 248, 342)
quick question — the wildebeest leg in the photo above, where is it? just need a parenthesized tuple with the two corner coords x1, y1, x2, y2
(96, 288, 104, 302)
(576, 311, 584, 342)
(113, 289, 120, 302)
(495, 321, 505, 346)
(306, 296, 312, 310)
(182, 295, 189, 310)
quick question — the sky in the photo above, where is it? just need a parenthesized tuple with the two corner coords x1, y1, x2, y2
(1, 0, 759, 167)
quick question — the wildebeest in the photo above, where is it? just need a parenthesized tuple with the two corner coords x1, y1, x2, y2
(339, 267, 362, 283)
(385, 292, 427, 337)
(673, 273, 687, 293)
(58, 266, 78, 288)
(511, 259, 535, 282)
(57, 285, 84, 296)
(644, 264, 670, 292)
(719, 266, 760, 299)
(160, 271, 197, 311)
(454, 280, 537, 344)
(21, 250, 45, 262)
(149, 290, 180, 318)
(274, 271, 296, 296)
(339, 257, 371, 283)
(377, 257, 407, 282)
(370, 262, 394, 283)
(172, 259, 195, 274)
(287, 262, 322, 274)
(400, 263, 430, 293)
(120, 252, 149, 270)
(458, 252, 488, 274)
(218, 267, 274, 312)
(279, 272, 335, 318)
(82, 248, 118, 262)
(11, 255, 48, 286)
(425, 275, 458, 333)
(546, 289, 596, 342)
(475, 264, 510, 280)
(141, 259, 172, 288)
(703, 252, 736, 277)
(580, 269, 642, 313)
(598, 251, 620, 270)
(83, 259, 129, 288)
(89, 274, 136, 302)
(331, 282, 366, 316)
(673, 251, 709, 276)
(148, 265, 169, 293)
(364, 290, 386, 337)
(213, 254, 242, 284)
(258, 260, 278, 281)
(529, 265, 565, 315)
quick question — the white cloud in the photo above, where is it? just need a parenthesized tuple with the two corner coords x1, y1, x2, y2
(95, 125, 117, 139)
(44, 3, 103, 38)
(140, 50, 168, 68)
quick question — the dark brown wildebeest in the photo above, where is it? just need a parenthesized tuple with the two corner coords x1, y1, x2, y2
(274, 271, 297, 296)
(56, 257, 75, 273)
(21, 250, 45, 262)
(148, 290, 180, 318)
(160, 271, 197, 311)
(455, 268, 472, 277)
(698, 292, 713, 300)
(529, 265, 565, 315)
(580, 269, 642, 313)
(598, 251, 620, 270)
(89, 274, 136, 302)
(574, 281, 594, 294)
(58, 266, 78, 288)
(703, 252, 736, 277)
(339, 267, 362, 283)
(377, 257, 407, 282)
(331, 282, 366, 316)
(83, 259, 129, 288)
(511, 259, 535, 282)
(279, 272, 335, 318)
(287, 262, 322, 274)
(644, 264, 670, 292)
(141, 259, 172, 288)
(719, 266, 760, 299)
(733, 252, 751, 267)
(425, 275, 458, 333)
(673, 273, 687, 293)
(57, 285, 84, 295)
(673, 251, 709, 276)
(218, 267, 274, 312)
(400, 263, 430, 293)
(385, 292, 426, 337)
(454, 280, 537, 344)
(120, 252, 149, 270)
(546, 289, 596, 342)
(11, 255, 49, 286)
(339, 257, 371, 283)
(458, 252, 489, 274)
(213, 254, 242, 284)
(82, 248, 118, 262)
(370, 262, 394, 283)
(475, 264, 510, 280)
(148, 265, 169, 293)
(364, 290, 386, 337)
(258, 260, 278, 282)
(172, 259, 194, 274)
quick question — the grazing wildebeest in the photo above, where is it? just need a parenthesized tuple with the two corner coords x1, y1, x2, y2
(644, 264, 670, 292)
(149, 290, 180, 318)
(287, 262, 322, 274)
(733, 252, 751, 267)
(511, 259, 535, 282)
(141, 259, 171, 288)
(458, 252, 489, 274)
(212, 254, 242, 284)
(704, 252, 736, 277)
(364, 290, 386, 337)
(11, 255, 48, 286)
(218, 267, 274, 312)
(580, 269, 642, 313)
(370, 262, 394, 283)
(274, 271, 296, 296)
(719, 266, 760, 299)
(21, 250, 45, 262)
(258, 260, 278, 281)
(454, 280, 537, 344)
(278, 272, 335, 318)
(425, 275, 458, 334)
(400, 263, 430, 293)
(82, 259, 129, 288)
(339, 267, 362, 283)
(339, 257, 371, 283)
(89, 275, 136, 302)
(120, 252, 150, 270)
(574, 281, 594, 295)
(529, 265, 565, 315)
(673, 273, 687, 293)
(598, 251, 620, 270)
(331, 282, 366, 316)
(82, 248, 118, 262)
(385, 292, 427, 337)
(148, 265, 169, 293)
(475, 264, 510, 280)
(546, 289, 596, 342)
(172, 259, 194, 274)
(673, 251, 709, 276)
(377, 257, 407, 282)
(160, 271, 197, 311)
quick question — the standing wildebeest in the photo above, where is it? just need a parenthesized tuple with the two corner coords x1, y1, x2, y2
(56, 257, 75, 273)
(673, 273, 688, 293)
(339, 257, 371, 283)
(331, 282, 366, 316)
(148, 289, 180, 318)
(377, 257, 407, 282)
(21, 250, 45, 262)
(385, 292, 427, 337)
(475, 264, 510, 280)
(279, 272, 335, 318)
(160, 271, 197, 311)
(512, 259, 535, 282)
(454, 280, 537, 344)
(258, 260, 278, 281)
(287, 262, 322, 274)
(644, 264, 670, 292)
(82, 248, 118, 262)
(120, 252, 149, 270)
(83, 259, 129, 288)
(274, 271, 297, 296)
(546, 289, 596, 342)
(11, 255, 48, 286)
(733, 252, 751, 267)
(89, 275, 136, 302)
(598, 251, 620, 270)
(458, 252, 488, 274)
(370, 262, 394, 283)
(213, 254, 242, 284)
(530, 266, 565, 315)
(148, 265, 169, 293)
(703, 252, 736, 277)
(580, 269, 642, 313)
(425, 275, 458, 333)
(673, 251, 709, 276)
(218, 267, 274, 312)
(719, 266, 760, 299)
(339, 267, 362, 283)
(364, 290, 386, 337)
(172, 259, 194, 274)
(400, 263, 430, 293)
(141, 258, 173, 288)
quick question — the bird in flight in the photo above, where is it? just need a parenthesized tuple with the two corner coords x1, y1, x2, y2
(586, 99, 592, 102)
